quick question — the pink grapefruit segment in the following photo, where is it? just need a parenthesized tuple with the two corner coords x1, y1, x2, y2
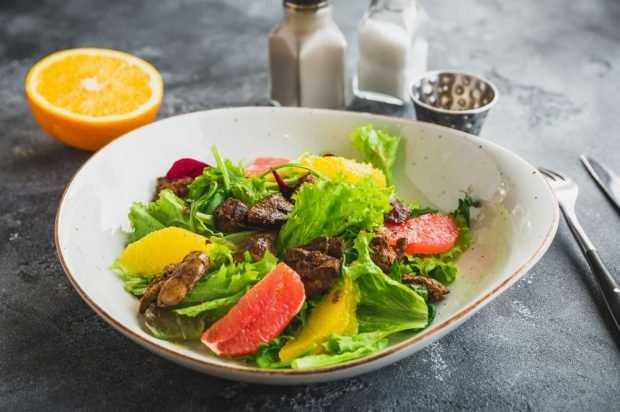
(384, 213, 459, 255)
(245, 157, 289, 177)
(201, 262, 305, 357)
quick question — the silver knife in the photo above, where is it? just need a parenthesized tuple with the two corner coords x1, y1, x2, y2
(580, 155, 620, 212)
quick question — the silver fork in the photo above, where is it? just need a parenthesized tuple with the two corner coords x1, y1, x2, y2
(539, 167, 620, 332)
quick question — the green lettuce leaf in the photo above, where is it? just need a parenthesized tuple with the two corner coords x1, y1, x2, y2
(321, 332, 389, 354)
(408, 283, 429, 302)
(410, 205, 439, 218)
(220, 231, 257, 248)
(402, 256, 458, 284)
(188, 146, 245, 198)
(173, 289, 248, 318)
(186, 147, 246, 235)
(211, 146, 246, 192)
(148, 189, 191, 227)
(350, 125, 400, 186)
(291, 332, 389, 369)
(438, 215, 473, 262)
(346, 232, 428, 333)
(173, 252, 278, 318)
(398, 215, 473, 285)
(187, 146, 275, 233)
(128, 189, 191, 242)
(452, 192, 480, 227)
(278, 177, 392, 253)
(188, 181, 226, 236)
(253, 336, 294, 369)
(230, 176, 273, 207)
(127, 204, 165, 241)
(111, 236, 235, 298)
(109, 260, 155, 296)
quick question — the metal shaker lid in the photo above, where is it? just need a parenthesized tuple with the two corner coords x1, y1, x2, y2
(284, 0, 329, 10)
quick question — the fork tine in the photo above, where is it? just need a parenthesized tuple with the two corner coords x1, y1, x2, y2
(539, 167, 565, 181)
(538, 167, 557, 181)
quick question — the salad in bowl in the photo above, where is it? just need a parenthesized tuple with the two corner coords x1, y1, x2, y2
(111, 125, 478, 369)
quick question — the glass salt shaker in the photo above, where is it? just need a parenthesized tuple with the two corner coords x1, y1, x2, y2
(354, 0, 428, 106)
(269, 0, 347, 109)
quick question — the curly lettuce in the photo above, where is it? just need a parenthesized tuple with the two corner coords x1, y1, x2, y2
(350, 125, 400, 186)
(401, 257, 458, 284)
(128, 189, 191, 242)
(278, 177, 392, 253)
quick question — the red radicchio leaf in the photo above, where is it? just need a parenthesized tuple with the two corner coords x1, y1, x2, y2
(272, 170, 295, 198)
(166, 158, 209, 181)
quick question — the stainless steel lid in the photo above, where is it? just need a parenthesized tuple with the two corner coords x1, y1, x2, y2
(284, 0, 329, 10)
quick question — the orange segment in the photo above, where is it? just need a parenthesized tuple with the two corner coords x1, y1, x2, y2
(117, 227, 212, 275)
(298, 155, 387, 187)
(279, 276, 359, 362)
(25, 48, 163, 151)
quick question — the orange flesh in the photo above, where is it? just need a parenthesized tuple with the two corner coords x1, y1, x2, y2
(34, 54, 153, 117)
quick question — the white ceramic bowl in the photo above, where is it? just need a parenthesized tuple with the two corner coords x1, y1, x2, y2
(55, 107, 558, 384)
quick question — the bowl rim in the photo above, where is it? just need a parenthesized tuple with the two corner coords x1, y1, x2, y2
(55, 106, 557, 377)
(408, 69, 500, 115)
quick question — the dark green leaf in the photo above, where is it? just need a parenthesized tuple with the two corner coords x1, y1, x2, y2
(410, 206, 439, 218)
(253, 336, 293, 369)
(452, 193, 480, 227)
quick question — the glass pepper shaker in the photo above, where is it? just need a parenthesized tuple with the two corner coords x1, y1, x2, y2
(354, 0, 428, 105)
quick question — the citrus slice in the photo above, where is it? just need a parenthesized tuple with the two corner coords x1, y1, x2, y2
(245, 157, 289, 177)
(279, 276, 359, 362)
(298, 155, 386, 187)
(117, 227, 211, 275)
(25, 48, 163, 151)
(384, 214, 459, 255)
(202, 262, 306, 357)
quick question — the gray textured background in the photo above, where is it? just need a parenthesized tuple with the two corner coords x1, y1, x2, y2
(1, 0, 619, 410)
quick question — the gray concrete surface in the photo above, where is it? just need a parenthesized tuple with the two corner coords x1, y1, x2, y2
(1, 0, 619, 410)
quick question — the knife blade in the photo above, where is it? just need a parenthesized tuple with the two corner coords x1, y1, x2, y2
(580, 155, 620, 212)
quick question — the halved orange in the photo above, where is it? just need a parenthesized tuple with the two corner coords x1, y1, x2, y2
(25, 48, 163, 151)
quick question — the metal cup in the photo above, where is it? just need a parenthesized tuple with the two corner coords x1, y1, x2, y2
(409, 70, 499, 135)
